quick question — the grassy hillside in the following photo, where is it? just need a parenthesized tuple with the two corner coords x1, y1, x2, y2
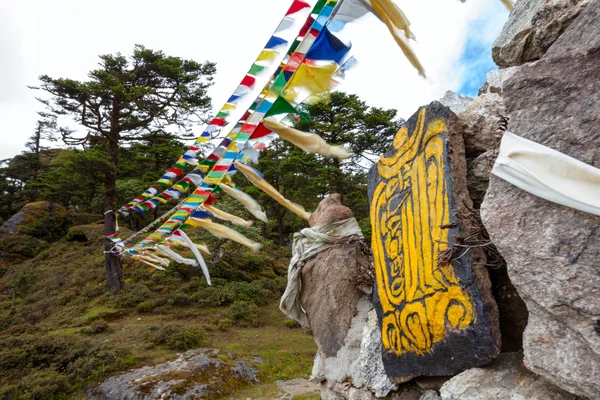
(0, 222, 316, 399)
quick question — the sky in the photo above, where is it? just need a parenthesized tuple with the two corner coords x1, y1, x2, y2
(0, 0, 509, 160)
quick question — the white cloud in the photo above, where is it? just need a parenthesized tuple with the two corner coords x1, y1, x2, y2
(0, 0, 508, 159)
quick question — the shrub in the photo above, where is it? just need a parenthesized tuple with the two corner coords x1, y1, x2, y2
(81, 319, 109, 334)
(0, 334, 130, 398)
(146, 325, 206, 351)
(217, 318, 233, 332)
(284, 319, 301, 329)
(136, 301, 154, 313)
(227, 301, 262, 327)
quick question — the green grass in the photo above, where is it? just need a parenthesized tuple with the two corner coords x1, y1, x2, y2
(0, 224, 318, 399)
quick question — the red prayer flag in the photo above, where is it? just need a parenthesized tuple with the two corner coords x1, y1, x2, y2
(299, 16, 315, 37)
(210, 118, 226, 126)
(286, 0, 310, 15)
(249, 123, 273, 140)
(241, 75, 256, 88)
(240, 123, 257, 134)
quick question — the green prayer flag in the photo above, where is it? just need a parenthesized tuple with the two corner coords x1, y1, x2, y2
(312, 0, 327, 15)
(289, 39, 301, 54)
(265, 96, 297, 117)
(248, 63, 265, 76)
(271, 73, 287, 95)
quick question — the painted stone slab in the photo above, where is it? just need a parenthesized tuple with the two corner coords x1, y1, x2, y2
(368, 102, 500, 382)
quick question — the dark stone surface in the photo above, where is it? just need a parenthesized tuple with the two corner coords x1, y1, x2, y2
(368, 102, 500, 383)
(481, 2, 600, 398)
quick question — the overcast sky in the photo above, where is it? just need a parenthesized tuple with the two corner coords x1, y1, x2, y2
(0, 0, 509, 160)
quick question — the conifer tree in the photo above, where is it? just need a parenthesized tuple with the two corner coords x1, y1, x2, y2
(32, 45, 216, 291)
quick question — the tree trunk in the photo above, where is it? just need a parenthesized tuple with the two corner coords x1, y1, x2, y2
(104, 122, 124, 292)
(277, 209, 286, 246)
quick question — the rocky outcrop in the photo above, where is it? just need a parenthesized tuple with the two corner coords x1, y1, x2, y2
(0, 202, 73, 258)
(90, 348, 259, 399)
(439, 352, 579, 400)
(477, 67, 519, 96)
(368, 101, 500, 382)
(459, 93, 505, 159)
(438, 91, 474, 114)
(481, 1, 600, 398)
(0, 201, 69, 236)
(492, 0, 589, 67)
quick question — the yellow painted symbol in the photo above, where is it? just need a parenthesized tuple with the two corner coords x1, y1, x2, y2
(370, 108, 475, 356)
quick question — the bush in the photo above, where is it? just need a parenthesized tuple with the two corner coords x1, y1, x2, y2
(284, 319, 301, 329)
(227, 301, 262, 327)
(0, 334, 130, 398)
(136, 301, 154, 313)
(145, 324, 206, 351)
(217, 318, 233, 332)
(81, 319, 109, 334)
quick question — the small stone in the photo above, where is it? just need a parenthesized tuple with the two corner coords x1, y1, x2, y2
(419, 391, 441, 400)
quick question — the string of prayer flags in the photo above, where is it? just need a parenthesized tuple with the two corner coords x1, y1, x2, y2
(218, 183, 268, 223)
(117, 0, 316, 215)
(262, 120, 350, 159)
(119, 0, 341, 255)
(187, 217, 263, 252)
(144, 252, 171, 267)
(233, 161, 312, 221)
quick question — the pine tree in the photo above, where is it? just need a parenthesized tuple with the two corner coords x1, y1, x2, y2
(31, 45, 216, 291)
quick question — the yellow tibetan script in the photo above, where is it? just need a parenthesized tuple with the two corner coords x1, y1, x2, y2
(370, 108, 475, 357)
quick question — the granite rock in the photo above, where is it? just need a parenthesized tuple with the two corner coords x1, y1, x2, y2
(492, 0, 589, 67)
(439, 352, 579, 400)
(481, 2, 600, 398)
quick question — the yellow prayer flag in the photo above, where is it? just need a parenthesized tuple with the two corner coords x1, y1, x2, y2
(257, 50, 278, 62)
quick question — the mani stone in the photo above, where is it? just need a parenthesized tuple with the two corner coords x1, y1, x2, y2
(368, 101, 500, 383)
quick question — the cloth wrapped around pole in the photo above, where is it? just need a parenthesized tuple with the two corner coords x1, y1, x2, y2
(279, 217, 364, 328)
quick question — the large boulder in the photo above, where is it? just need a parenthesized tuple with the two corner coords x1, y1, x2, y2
(0, 201, 69, 237)
(0, 202, 72, 258)
(481, 2, 600, 398)
(368, 102, 500, 383)
(439, 352, 579, 400)
(90, 348, 259, 399)
(492, 0, 589, 67)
